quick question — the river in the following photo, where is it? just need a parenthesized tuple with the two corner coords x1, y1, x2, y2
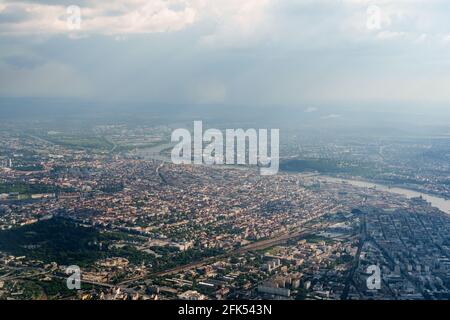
(319, 176, 450, 214)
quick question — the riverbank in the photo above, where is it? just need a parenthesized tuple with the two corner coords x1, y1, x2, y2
(319, 176, 450, 214)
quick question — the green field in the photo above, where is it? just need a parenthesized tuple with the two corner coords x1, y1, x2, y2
(280, 158, 380, 176)
(45, 134, 113, 150)
(0, 217, 105, 266)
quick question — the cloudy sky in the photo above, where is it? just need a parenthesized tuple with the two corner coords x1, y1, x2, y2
(1, 0, 450, 107)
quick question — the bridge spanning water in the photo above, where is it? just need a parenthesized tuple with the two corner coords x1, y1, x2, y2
(319, 176, 450, 215)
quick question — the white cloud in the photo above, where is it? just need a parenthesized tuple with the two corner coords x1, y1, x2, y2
(0, 0, 198, 35)
(321, 114, 341, 119)
(0, 0, 277, 39)
(198, 0, 272, 47)
(1, 0, 450, 46)
(305, 107, 318, 113)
